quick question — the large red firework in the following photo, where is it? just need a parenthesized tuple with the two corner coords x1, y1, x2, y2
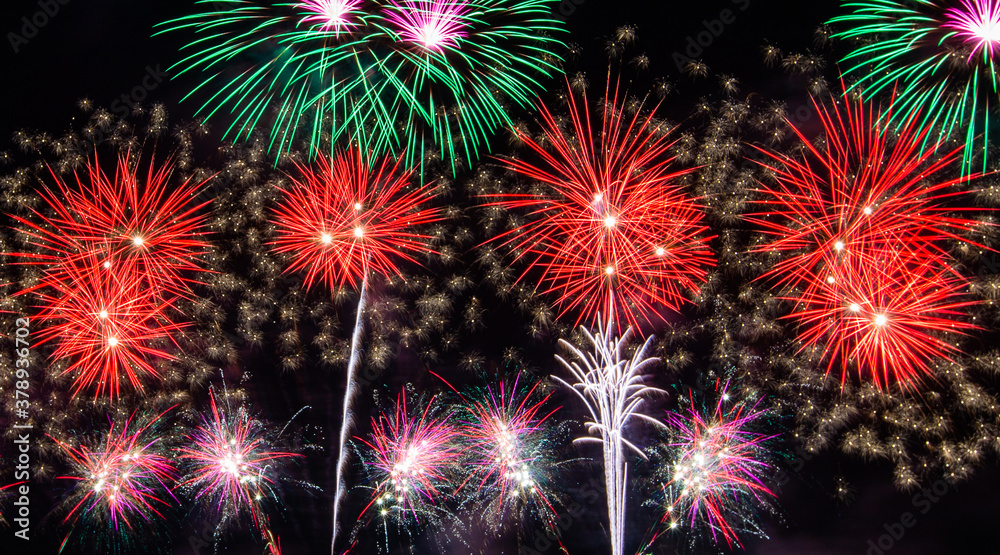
(34, 253, 185, 398)
(749, 94, 986, 386)
(748, 94, 985, 298)
(269, 147, 442, 291)
(488, 76, 715, 331)
(11, 151, 212, 299)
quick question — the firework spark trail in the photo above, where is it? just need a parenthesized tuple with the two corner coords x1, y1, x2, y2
(489, 75, 714, 332)
(332, 275, 367, 553)
(653, 383, 777, 549)
(555, 314, 663, 555)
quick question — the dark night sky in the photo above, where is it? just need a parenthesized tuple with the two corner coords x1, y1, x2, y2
(1, 1, 999, 554)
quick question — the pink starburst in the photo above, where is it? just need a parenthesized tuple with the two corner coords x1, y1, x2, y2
(384, 0, 473, 50)
(299, 0, 363, 34)
(945, 0, 1000, 60)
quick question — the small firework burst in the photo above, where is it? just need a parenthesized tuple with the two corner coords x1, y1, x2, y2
(299, 0, 364, 34)
(384, 0, 473, 51)
(647, 381, 778, 550)
(176, 388, 304, 538)
(53, 408, 178, 549)
(453, 375, 562, 528)
(355, 395, 460, 537)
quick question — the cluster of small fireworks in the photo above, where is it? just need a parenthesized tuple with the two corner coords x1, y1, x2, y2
(555, 315, 663, 555)
(645, 381, 778, 550)
(352, 379, 566, 549)
(11, 152, 211, 397)
(176, 388, 304, 540)
(53, 409, 178, 546)
(158, 0, 566, 169)
(749, 93, 985, 388)
(831, 0, 1000, 170)
(488, 74, 715, 331)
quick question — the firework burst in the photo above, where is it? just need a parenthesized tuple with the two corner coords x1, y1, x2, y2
(11, 151, 212, 300)
(489, 76, 715, 332)
(33, 254, 186, 398)
(452, 375, 562, 528)
(159, 0, 565, 170)
(555, 315, 663, 555)
(355, 395, 460, 535)
(831, 0, 1000, 169)
(176, 388, 304, 538)
(53, 409, 178, 547)
(269, 147, 442, 292)
(647, 382, 777, 550)
(749, 93, 985, 387)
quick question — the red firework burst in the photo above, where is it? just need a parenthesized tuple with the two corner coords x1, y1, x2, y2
(488, 76, 715, 331)
(269, 147, 442, 291)
(791, 247, 977, 388)
(11, 151, 212, 299)
(749, 94, 985, 298)
(34, 253, 184, 398)
(749, 93, 986, 387)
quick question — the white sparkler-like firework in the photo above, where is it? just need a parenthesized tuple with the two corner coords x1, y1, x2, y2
(554, 315, 664, 555)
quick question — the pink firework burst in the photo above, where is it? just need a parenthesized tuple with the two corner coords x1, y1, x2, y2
(384, 0, 473, 50)
(489, 76, 715, 331)
(54, 409, 178, 533)
(945, 0, 1000, 60)
(34, 253, 185, 398)
(177, 389, 302, 536)
(269, 147, 442, 292)
(454, 377, 559, 520)
(357, 395, 460, 522)
(299, 0, 364, 34)
(11, 151, 212, 300)
(658, 384, 776, 549)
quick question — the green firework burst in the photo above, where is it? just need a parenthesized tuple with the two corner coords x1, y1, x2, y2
(157, 1, 566, 172)
(830, 0, 1000, 171)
